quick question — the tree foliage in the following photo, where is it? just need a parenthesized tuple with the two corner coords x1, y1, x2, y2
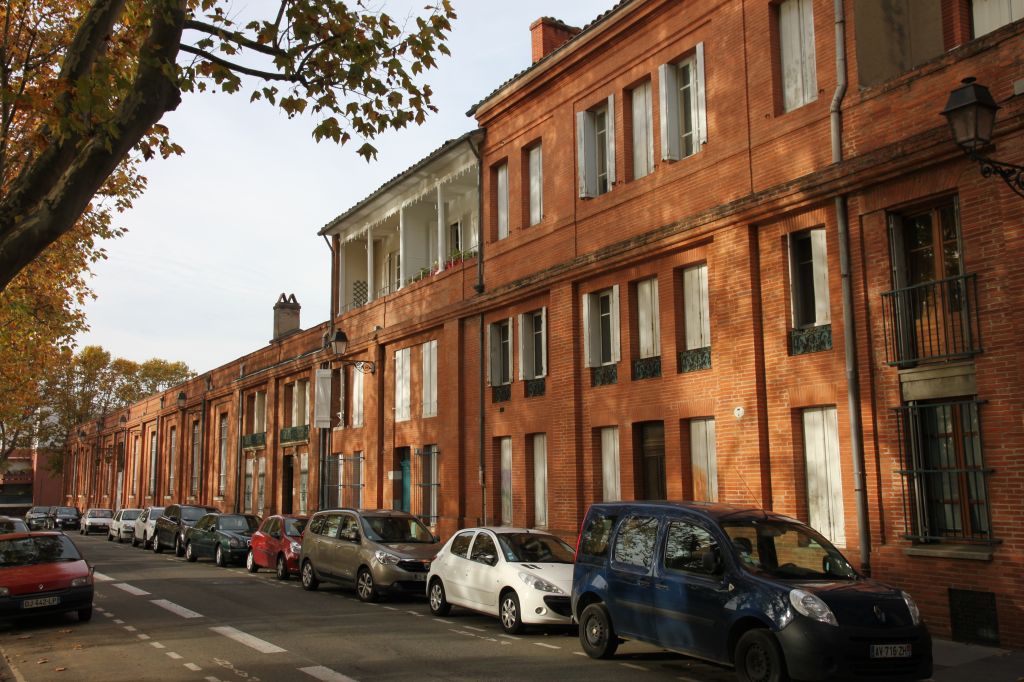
(0, 0, 456, 290)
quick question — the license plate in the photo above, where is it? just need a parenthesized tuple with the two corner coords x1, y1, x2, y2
(870, 643, 911, 658)
(412, 573, 427, 581)
(22, 596, 60, 609)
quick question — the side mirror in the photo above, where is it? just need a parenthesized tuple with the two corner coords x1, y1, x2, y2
(478, 553, 497, 566)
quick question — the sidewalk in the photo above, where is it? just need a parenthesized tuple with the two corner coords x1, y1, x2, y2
(932, 638, 1024, 681)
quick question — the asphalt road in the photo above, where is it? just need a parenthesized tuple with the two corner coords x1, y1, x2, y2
(0, 533, 737, 682)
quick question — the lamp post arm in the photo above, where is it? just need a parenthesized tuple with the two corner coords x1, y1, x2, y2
(968, 150, 1024, 199)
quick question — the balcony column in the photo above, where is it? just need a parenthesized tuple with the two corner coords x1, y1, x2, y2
(366, 225, 375, 303)
(436, 184, 446, 270)
(337, 241, 346, 315)
(399, 206, 407, 289)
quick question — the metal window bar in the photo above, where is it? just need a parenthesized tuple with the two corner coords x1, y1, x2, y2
(895, 399, 996, 544)
(881, 274, 982, 367)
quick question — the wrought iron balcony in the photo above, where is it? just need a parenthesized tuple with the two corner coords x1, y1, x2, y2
(241, 432, 266, 450)
(881, 274, 982, 367)
(633, 356, 661, 380)
(678, 346, 711, 373)
(280, 424, 310, 445)
(790, 324, 832, 356)
(591, 364, 618, 387)
(524, 378, 546, 398)
(491, 384, 511, 403)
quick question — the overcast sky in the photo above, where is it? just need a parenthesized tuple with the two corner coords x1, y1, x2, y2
(75, 1, 615, 374)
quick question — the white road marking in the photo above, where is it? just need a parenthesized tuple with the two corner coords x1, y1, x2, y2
(382, 606, 398, 611)
(113, 619, 124, 624)
(102, 612, 114, 618)
(620, 663, 647, 671)
(151, 599, 204, 619)
(463, 626, 485, 632)
(407, 611, 424, 617)
(137, 634, 150, 641)
(151, 642, 166, 649)
(167, 652, 183, 660)
(205, 677, 220, 682)
(299, 665, 360, 682)
(123, 626, 137, 632)
(112, 583, 150, 596)
(433, 618, 453, 624)
(534, 642, 560, 650)
(210, 626, 286, 654)
(573, 651, 587, 656)
(93, 572, 114, 582)
(499, 634, 520, 641)
(95, 607, 106, 612)
(184, 663, 202, 672)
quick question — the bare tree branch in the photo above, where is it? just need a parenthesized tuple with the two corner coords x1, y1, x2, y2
(182, 19, 286, 58)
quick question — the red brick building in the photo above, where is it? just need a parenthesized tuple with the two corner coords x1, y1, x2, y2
(66, 0, 1024, 648)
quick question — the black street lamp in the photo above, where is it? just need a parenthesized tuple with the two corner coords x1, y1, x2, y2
(941, 77, 1024, 198)
(329, 330, 376, 374)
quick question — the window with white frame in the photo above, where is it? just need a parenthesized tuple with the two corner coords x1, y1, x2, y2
(292, 379, 309, 426)
(395, 347, 411, 422)
(148, 431, 157, 496)
(499, 437, 513, 525)
(532, 434, 548, 528)
(577, 96, 616, 197)
(527, 144, 543, 226)
(636, 277, 660, 359)
(351, 368, 364, 427)
(254, 391, 266, 433)
(299, 452, 309, 514)
(190, 421, 200, 496)
(257, 456, 266, 512)
(420, 445, 440, 525)
(778, 0, 817, 112)
(421, 340, 438, 417)
(683, 263, 711, 350)
(132, 435, 140, 494)
(690, 417, 718, 502)
(659, 46, 706, 160)
(167, 426, 176, 495)
(630, 80, 654, 179)
(803, 406, 845, 546)
(495, 161, 509, 239)
(972, 0, 1024, 37)
(583, 286, 621, 367)
(518, 308, 547, 380)
(449, 221, 462, 257)
(244, 458, 254, 512)
(600, 426, 620, 501)
(488, 318, 513, 386)
(789, 228, 830, 328)
(218, 413, 228, 496)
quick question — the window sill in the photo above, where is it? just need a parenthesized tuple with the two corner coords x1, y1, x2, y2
(904, 545, 995, 561)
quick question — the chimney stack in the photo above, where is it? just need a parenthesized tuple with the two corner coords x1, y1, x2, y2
(530, 17, 581, 64)
(273, 293, 301, 341)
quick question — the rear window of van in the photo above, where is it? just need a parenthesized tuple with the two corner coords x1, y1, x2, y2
(578, 511, 617, 558)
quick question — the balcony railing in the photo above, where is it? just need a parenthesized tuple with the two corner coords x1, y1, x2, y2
(790, 324, 832, 356)
(280, 424, 310, 445)
(524, 378, 545, 398)
(591, 364, 618, 387)
(633, 356, 661, 380)
(241, 432, 266, 450)
(678, 346, 712, 373)
(491, 384, 511, 403)
(881, 274, 982, 367)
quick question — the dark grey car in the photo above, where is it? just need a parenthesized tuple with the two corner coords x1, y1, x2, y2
(153, 504, 219, 557)
(299, 509, 438, 602)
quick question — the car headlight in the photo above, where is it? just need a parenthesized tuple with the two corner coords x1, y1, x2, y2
(229, 537, 242, 548)
(902, 591, 921, 626)
(0, 587, 9, 597)
(517, 571, 564, 594)
(374, 550, 400, 566)
(290, 541, 302, 554)
(70, 576, 92, 588)
(789, 589, 838, 626)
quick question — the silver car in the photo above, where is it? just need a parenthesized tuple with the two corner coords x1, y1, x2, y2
(299, 509, 438, 602)
(108, 508, 141, 543)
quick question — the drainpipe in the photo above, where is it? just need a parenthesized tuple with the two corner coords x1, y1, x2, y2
(468, 133, 488, 525)
(830, 0, 871, 576)
(234, 388, 243, 513)
(199, 397, 207, 502)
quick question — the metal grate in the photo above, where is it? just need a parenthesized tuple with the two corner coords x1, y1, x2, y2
(678, 346, 711, 373)
(524, 378, 545, 398)
(949, 588, 999, 646)
(881, 274, 982, 367)
(491, 384, 511, 403)
(591, 364, 618, 387)
(790, 324, 832, 355)
(633, 356, 662, 380)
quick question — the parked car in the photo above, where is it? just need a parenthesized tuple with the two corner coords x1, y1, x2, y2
(299, 509, 438, 601)
(427, 527, 575, 634)
(572, 501, 933, 681)
(248, 514, 308, 579)
(184, 513, 260, 567)
(80, 508, 113, 535)
(131, 506, 164, 548)
(24, 506, 54, 530)
(51, 507, 82, 532)
(0, 516, 29, 534)
(108, 509, 141, 543)
(0, 532, 93, 622)
(153, 504, 219, 556)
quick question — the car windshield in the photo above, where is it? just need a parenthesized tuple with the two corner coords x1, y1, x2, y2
(122, 510, 140, 521)
(181, 508, 209, 522)
(722, 518, 857, 580)
(496, 532, 575, 564)
(283, 518, 308, 537)
(89, 510, 113, 518)
(56, 507, 78, 516)
(0, 535, 82, 566)
(27, 507, 49, 515)
(220, 516, 259, 532)
(361, 515, 433, 543)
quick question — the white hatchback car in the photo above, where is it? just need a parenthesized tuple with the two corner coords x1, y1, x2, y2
(132, 506, 164, 548)
(427, 527, 575, 634)
(80, 508, 114, 535)
(108, 508, 142, 543)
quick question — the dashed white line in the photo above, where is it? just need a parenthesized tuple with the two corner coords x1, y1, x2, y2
(151, 642, 166, 649)
(184, 663, 202, 672)
(463, 626, 485, 632)
(102, 612, 114, 618)
(620, 663, 647, 671)
(406, 610, 424, 617)
(151, 599, 203, 619)
(499, 634, 521, 641)
(433, 618, 453, 624)
(204, 677, 220, 682)
(299, 665, 359, 682)
(137, 634, 150, 640)
(166, 652, 183, 660)
(93, 572, 114, 582)
(113, 619, 124, 624)
(382, 606, 398, 611)
(533, 642, 560, 650)
(123, 625, 137, 632)
(209, 626, 286, 654)
(112, 582, 151, 596)
(573, 651, 587, 657)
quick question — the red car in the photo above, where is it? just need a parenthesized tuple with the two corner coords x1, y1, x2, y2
(0, 533, 94, 622)
(247, 515, 308, 580)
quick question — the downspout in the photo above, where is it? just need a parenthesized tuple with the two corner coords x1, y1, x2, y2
(831, 0, 871, 576)
(322, 234, 337, 512)
(468, 133, 488, 525)
(234, 388, 243, 513)
(199, 397, 207, 502)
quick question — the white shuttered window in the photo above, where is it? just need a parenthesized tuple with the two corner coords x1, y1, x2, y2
(394, 348, 411, 422)
(528, 145, 543, 226)
(690, 418, 718, 502)
(779, 0, 817, 112)
(496, 162, 509, 239)
(500, 437, 513, 525)
(421, 340, 438, 417)
(533, 434, 548, 528)
(972, 0, 1024, 36)
(803, 406, 845, 546)
(582, 286, 621, 367)
(600, 427, 620, 501)
(576, 96, 616, 197)
(636, 277, 661, 359)
(631, 81, 654, 178)
(488, 319, 513, 385)
(789, 228, 830, 328)
(518, 308, 547, 380)
(659, 45, 707, 161)
(351, 369, 364, 427)
(683, 263, 711, 350)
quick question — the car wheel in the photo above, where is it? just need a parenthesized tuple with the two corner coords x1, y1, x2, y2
(734, 629, 788, 682)
(107, 531, 113, 541)
(78, 607, 93, 622)
(356, 567, 378, 603)
(500, 591, 524, 634)
(275, 554, 288, 580)
(428, 579, 451, 616)
(152, 534, 163, 554)
(301, 561, 319, 591)
(215, 545, 227, 567)
(579, 603, 618, 659)
(246, 551, 258, 573)
(185, 543, 197, 563)
(174, 535, 185, 557)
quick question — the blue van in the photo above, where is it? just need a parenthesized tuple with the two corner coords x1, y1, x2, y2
(571, 501, 932, 681)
